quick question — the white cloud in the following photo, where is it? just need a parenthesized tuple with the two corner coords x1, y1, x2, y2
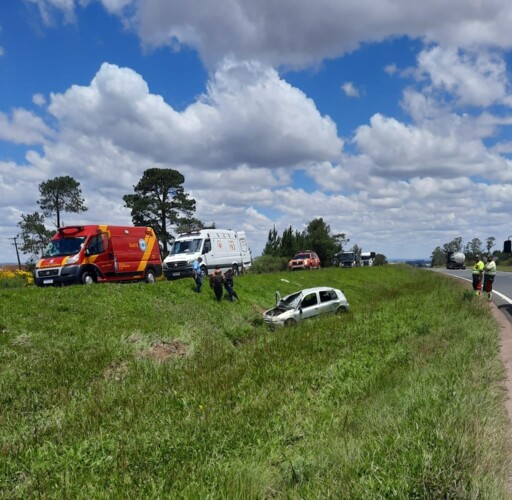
(0, 108, 53, 144)
(417, 46, 512, 107)
(341, 82, 360, 98)
(47, 61, 342, 169)
(25, 0, 76, 25)
(353, 113, 489, 178)
(114, 0, 512, 68)
(32, 93, 47, 107)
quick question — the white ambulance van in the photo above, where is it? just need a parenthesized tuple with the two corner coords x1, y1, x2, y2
(163, 229, 252, 280)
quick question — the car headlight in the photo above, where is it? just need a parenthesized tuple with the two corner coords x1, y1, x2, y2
(67, 253, 80, 264)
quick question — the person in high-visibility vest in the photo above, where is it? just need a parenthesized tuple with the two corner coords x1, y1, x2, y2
(483, 255, 497, 302)
(471, 255, 484, 296)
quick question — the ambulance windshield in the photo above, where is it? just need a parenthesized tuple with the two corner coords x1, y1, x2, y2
(171, 238, 202, 255)
(43, 237, 86, 257)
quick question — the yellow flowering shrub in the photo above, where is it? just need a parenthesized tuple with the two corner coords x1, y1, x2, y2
(0, 268, 34, 288)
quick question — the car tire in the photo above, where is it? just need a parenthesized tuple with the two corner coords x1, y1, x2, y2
(79, 269, 96, 285)
(335, 306, 347, 315)
(145, 269, 156, 284)
(284, 318, 297, 327)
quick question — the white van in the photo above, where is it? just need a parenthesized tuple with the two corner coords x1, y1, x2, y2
(163, 229, 252, 280)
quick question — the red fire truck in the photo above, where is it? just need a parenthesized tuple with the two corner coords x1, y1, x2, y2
(34, 225, 162, 286)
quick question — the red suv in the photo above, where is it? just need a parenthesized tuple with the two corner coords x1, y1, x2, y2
(288, 251, 321, 271)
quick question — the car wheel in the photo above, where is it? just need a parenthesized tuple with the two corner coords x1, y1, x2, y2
(79, 269, 95, 285)
(335, 306, 347, 315)
(145, 269, 156, 284)
(284, 318, 297, 327)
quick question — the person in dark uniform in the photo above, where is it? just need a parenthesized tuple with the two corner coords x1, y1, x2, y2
(209, 266, 224, 301)
(224, 269, 239, 301)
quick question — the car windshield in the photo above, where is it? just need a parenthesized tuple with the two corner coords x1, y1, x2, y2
(279, 292, 301, 309)
(171, 238, 202, 255)
(293, 254, 310, 260)
(43, 237, 86, 257)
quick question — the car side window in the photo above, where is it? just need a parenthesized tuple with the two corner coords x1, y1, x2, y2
(301, 293, 318, 308)
(319, 290, 334, 303)
(203, 239, 211, 254)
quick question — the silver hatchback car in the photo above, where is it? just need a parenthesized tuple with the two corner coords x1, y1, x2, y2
(263, 286, 350, 327)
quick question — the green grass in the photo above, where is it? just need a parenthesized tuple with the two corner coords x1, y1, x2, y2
(1, 266, 511, 498)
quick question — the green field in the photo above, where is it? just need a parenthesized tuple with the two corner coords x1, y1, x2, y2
(1, 266, 511, 498)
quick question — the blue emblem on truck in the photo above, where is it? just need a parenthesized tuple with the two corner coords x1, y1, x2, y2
(139, 239, 147, 252)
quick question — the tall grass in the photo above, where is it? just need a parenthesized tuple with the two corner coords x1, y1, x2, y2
(0, 266, 510, 498)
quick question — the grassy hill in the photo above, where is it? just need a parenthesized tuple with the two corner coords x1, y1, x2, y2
(1, 266, 511, 497)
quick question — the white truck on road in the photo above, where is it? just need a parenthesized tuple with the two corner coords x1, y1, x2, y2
(446, 251, 466, 270)
(360, 252, 375, 266)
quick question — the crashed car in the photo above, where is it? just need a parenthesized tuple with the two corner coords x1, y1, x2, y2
(263, 286, 349, 327)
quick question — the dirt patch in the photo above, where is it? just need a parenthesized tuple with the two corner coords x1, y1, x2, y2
(138, 340, 189, 363)
(103, 360, 129, 381)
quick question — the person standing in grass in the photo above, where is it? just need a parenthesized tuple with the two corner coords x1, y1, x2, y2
(483, 254, 497, 302)
(192, 256, 203, 293)
(209, 266, 224, 301)
(223, 268, 239, 301)
(472, 255, 484, 296)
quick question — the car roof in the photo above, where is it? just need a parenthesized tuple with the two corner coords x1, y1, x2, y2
(287, 287, 338, 296)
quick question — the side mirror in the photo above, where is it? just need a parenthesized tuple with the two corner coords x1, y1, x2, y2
(84, 249, 91, 257)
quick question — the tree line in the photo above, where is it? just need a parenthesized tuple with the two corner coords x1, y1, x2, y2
(430, 236, 511, 266)
(257, 220, 387, 272)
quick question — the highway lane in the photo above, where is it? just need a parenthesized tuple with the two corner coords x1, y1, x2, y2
(432, 267, 512, 321)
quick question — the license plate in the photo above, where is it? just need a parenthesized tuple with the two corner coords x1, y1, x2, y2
(43, 279, 54, 284)
(172, 272, 181, 277)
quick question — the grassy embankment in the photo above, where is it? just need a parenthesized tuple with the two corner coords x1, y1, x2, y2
(1, 266, 511, 498)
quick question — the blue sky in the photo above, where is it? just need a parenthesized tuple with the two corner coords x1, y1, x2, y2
(1, 0, 512, 263)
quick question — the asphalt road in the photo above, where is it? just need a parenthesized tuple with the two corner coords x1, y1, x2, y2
(433, 267, 512, 322)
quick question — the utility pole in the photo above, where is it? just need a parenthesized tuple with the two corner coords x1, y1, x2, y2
(10, 237, 22, 270)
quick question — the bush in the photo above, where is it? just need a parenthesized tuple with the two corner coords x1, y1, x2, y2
(0, 268, 34, 288)
(249, 255, 289, 274)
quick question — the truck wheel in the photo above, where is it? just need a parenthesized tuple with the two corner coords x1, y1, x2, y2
(79, 269, 95, 285)
(232, 264, 239, 275)
(201, 264, 208, 276)
(145, 269, 156, 284)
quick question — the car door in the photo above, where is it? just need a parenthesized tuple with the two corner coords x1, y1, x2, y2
(299, 292, 320, 320)
(318, 289, 338, 314)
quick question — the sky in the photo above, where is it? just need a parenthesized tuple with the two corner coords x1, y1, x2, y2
(1, 0, 512, 263)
